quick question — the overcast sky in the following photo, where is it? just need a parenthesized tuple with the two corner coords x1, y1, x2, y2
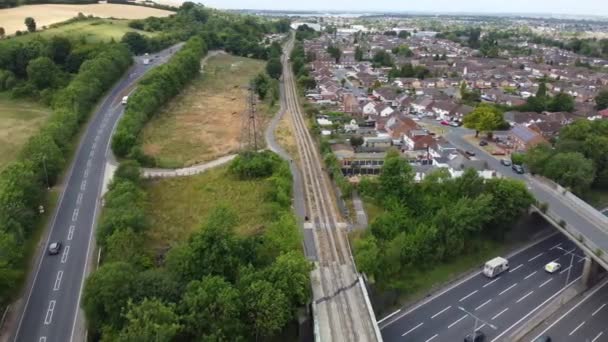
(198, 0, 607, 17)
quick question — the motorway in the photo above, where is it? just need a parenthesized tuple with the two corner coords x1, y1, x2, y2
(12, 46, 180, 342)
(380, 233, 586, 342)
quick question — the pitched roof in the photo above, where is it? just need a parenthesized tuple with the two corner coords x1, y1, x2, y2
(510, 124, 545, 144)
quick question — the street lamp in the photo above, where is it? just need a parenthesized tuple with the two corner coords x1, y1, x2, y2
(555, 246, 586, 288)
(458, 306, 497, 339)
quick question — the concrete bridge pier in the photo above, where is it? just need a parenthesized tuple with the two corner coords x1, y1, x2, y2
(582, 256, 603, 288)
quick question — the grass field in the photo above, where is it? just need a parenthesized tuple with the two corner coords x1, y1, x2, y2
(143, 165, 275, 250)
(0, 3, 172, 36)
(0, 92, 52, 170)
(141, 53, 270, 168)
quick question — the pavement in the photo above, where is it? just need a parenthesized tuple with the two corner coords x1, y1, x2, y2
(9, 45, 181, 342)
(141, 154, 238, 178)
(380, 233, 586, 342)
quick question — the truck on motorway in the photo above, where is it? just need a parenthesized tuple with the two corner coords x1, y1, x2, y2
(483, 256, 509, 278)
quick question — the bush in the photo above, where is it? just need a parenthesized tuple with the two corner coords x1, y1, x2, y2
(538, 202, 549, 213)
(229, 151, 280, 179)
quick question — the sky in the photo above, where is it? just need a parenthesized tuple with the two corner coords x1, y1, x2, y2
(198, 0, 607, 17)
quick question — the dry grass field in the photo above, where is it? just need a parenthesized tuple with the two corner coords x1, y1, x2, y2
(0, 4, 173, 36)
(141, 53, 269, 168)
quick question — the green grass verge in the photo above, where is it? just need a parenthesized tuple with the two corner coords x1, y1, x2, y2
(585, 189, 608, 210)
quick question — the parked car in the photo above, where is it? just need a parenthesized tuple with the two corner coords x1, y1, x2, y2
(545, 262, 561, 274)
(465, 150, 476, 157)
(435, 116, 443, 121)
(512, 164, 524, 174)
(491, 150, 506, 156)
(479, 140, 488, 146)
(500, 159, 512, 166)
(464, 330, 485, 342)
(440, 120, 450, 126)
(48, 241, 62, 255)
(450, 121, 460, 127)
(121, 96, 128, 105)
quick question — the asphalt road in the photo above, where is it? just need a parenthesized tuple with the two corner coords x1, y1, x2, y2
(13, 46, 180, 342)
(530, 280, 608, 342)
(380, 233, 585, 342)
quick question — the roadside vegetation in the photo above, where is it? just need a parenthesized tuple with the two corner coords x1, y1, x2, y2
(85, 151, 311, 341)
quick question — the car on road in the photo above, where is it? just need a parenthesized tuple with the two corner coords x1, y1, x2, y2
(464, 330, 485, 342)
(512, 164, 524, 174)
(465, 150, 476, 157)
(121, 96, 128, 105)
(440, 120, 450, 126)
(450, 121, 460, 127)
(534, 336, 551, 342)
(435, 116, 443, 121)
(48, 242, 62, 255)
(483, 256, 509, 278)
(479, 140, 488, 146)
(544, 261, 561, 274)
(500, 159, 512, 166)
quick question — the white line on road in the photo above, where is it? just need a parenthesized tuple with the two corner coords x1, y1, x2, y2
(39, 337, 46, 342)
(592, 303, 606, 316)
(431, 306, 451, 319)
(44, 300, 55, 325)
(448, 314, 468, 329)
(516, 291, 534, 303)
(492, 308, 509, 320)
(569, 321, 585, 336)
(539, 278, 553, 288)
(499, 283, 518, 296)
(61, 246, 70, 264)
(91, 142, 96, 151)
(89, 149, 94, 158)
(377, 309, 401, 324)
(509, 264, 523, 273)
(84, 167, 89, 178)
(401, 322, 423, 336)
(525, 271, 537, 280)
(560, 266, 572, 274)
(475, 299, 492, 311)
(53, 271, 63, 291)
(592, 331, 604, 342)
(549, 243, 562, 250)
(459, 290, 478, 302)
(80, 180, 87, 191)
(76, 193, 83, 205)
(68, 225, 75, 241)
(424, 334, 438, 342)
(483, 278, 499, 288)
(529, 253, 544, 262)
(87, 159, 92, 168)
(72, 208, 79, 222)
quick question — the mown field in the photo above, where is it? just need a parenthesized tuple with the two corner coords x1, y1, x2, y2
(0, 92, 51, 170)
(0, 3, 173, 36)
(141, 53, 271, 168)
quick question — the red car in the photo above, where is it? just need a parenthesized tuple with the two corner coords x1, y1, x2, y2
(440, 120, 450, 126)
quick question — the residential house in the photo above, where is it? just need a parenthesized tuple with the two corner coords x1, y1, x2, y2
(410, 97, 435, 115)
(509, 124, 548, 151)
(528, 121, 563, 138)
(432, 100, 459, 119)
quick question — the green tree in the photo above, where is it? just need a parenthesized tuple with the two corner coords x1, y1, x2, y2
(24, 17, 36, 32)
(111, 299, 182, 342)
(266, 57, 282, 79)
(398, 30, 410, 39)
(354, 234, 380, 280)
(355, 46, 364, 61)
(544, 152, 595, 193)
(0, 232, 23, 303)
(326, 45, 342, 63)
(372, 50, 393, 67)
(121, 32, 148, 55)
(265, 251, 311, 307)
(536, 82, 547, 98)
(378, 150, 414, 202)
(484, 178, 534, 234)
(462, 104, 505, 137)
(252, 72, 269, 100)
(548, 92, 575, 112)
(243, 280, 290, 339)
(350, 135, 364, 151)
(0, 27, 5, 39)
(595, 89, 608, 110)
(48, 36, 72, 65)
(26, 56, 60, 89)
(524, 143, 553, 174)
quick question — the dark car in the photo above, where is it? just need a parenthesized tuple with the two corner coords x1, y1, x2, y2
(479, 140, 488, 146)
(48, 241, 62, 255)
(534, 336, 551, 342)
(512, 164, 524, 174)
(464, 330, 485, 342)
(465, 150, 476, 157)
(500, 159, 512, 166)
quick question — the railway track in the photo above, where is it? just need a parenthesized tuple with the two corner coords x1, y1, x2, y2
(281, 36, 380, 342)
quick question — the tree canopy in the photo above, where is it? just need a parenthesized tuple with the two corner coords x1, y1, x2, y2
(463, 104, 505, 137)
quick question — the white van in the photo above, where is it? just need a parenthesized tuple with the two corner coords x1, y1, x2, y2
(483, 257, 509, 278)
(121, 96, 128, 105)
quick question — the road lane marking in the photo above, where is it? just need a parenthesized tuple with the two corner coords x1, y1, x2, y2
(53, 271, 63, 291)
(499, 283, 518, 296)
(459, 290, 478, 302)
(39, 337, 46, 342)
(81, 180, 87, 191)
(91, 142, 97, 151)
(68, 225, 75, 241)
(516, 291, 534, 303)
(560, 266, 572, 274)
(377, 309, 401, 324)
(87, 159, 92, 168)
(475, 299, 492, 311)
(72, 208, 79, 222)
(94, 134, 99, 143)
(592, 331, 603, 342)
(478, 323, 487, 330)
(84, 168, 89, 178)
(492, 308, 508, 320)
(89, 149, 94, 158)
(448, 314, 468, 328)
(431, 306, 451, 319)
(483, 278, 499, 288)
(424, 334, 438, 342)
(509, 264, 523, 273)
(76, 193, 83, 205)
(569, 321, 585, 336)
(401, 322, 423, 336)
(579, 258, 586, 263)
(550, 243, 562, 250)
(528, 253, 544, 262)
(61, 246, 70, 263)
(539, 278, 552, 288)
(592, 303, 606, 316)
(525, 271, 537, 280)
(44, 300, 55, 325)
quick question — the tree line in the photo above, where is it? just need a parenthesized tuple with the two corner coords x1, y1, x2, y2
(354, 151, 534, 290)
(84, 151, 312, 341)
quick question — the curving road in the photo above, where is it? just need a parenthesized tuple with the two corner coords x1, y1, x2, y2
(12, 45, 181, 342)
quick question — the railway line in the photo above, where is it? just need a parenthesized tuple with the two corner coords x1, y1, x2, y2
(281, 36, 380, 342)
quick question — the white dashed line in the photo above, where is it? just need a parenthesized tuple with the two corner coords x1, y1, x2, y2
(528, 253, 544, 262)
(475, 299, 492, 311)
(72, 208, 79, 222)
(525, 271, 537, 280)
(76, 193, 83, 205)
(592, 303, 606, 316)
(539, 278, 553, 288)
(424, 334, 438, 342)
(53, 271, 63, 291)
(459, 290, 478, 302)
(68, 225, 75, 241)
(483, 278, 499, 288)
(492, 308, 509, 320)
(89, 149, 94, 158)
(431, 306, 451, 319)
(84, 168, 89, 178)
(509, 264, 523, 273)
(592, 331, 603, 342)
(80, 180, 87, 191)
(402, 323, 423, 336)
(516, 291, 534, 303)
(87, 159, 92, 168)
(569, 321, 585, 336)
(91, 142, 97, 151)
(61, 246, 70, 264)
(44, 300, 55, 325)
(94, 135, 99, 143)
(560, 266, 572, 274)
(549, 243, 562, 250)
(448, 314, 468, 328)
(499, 283, 518, 296)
